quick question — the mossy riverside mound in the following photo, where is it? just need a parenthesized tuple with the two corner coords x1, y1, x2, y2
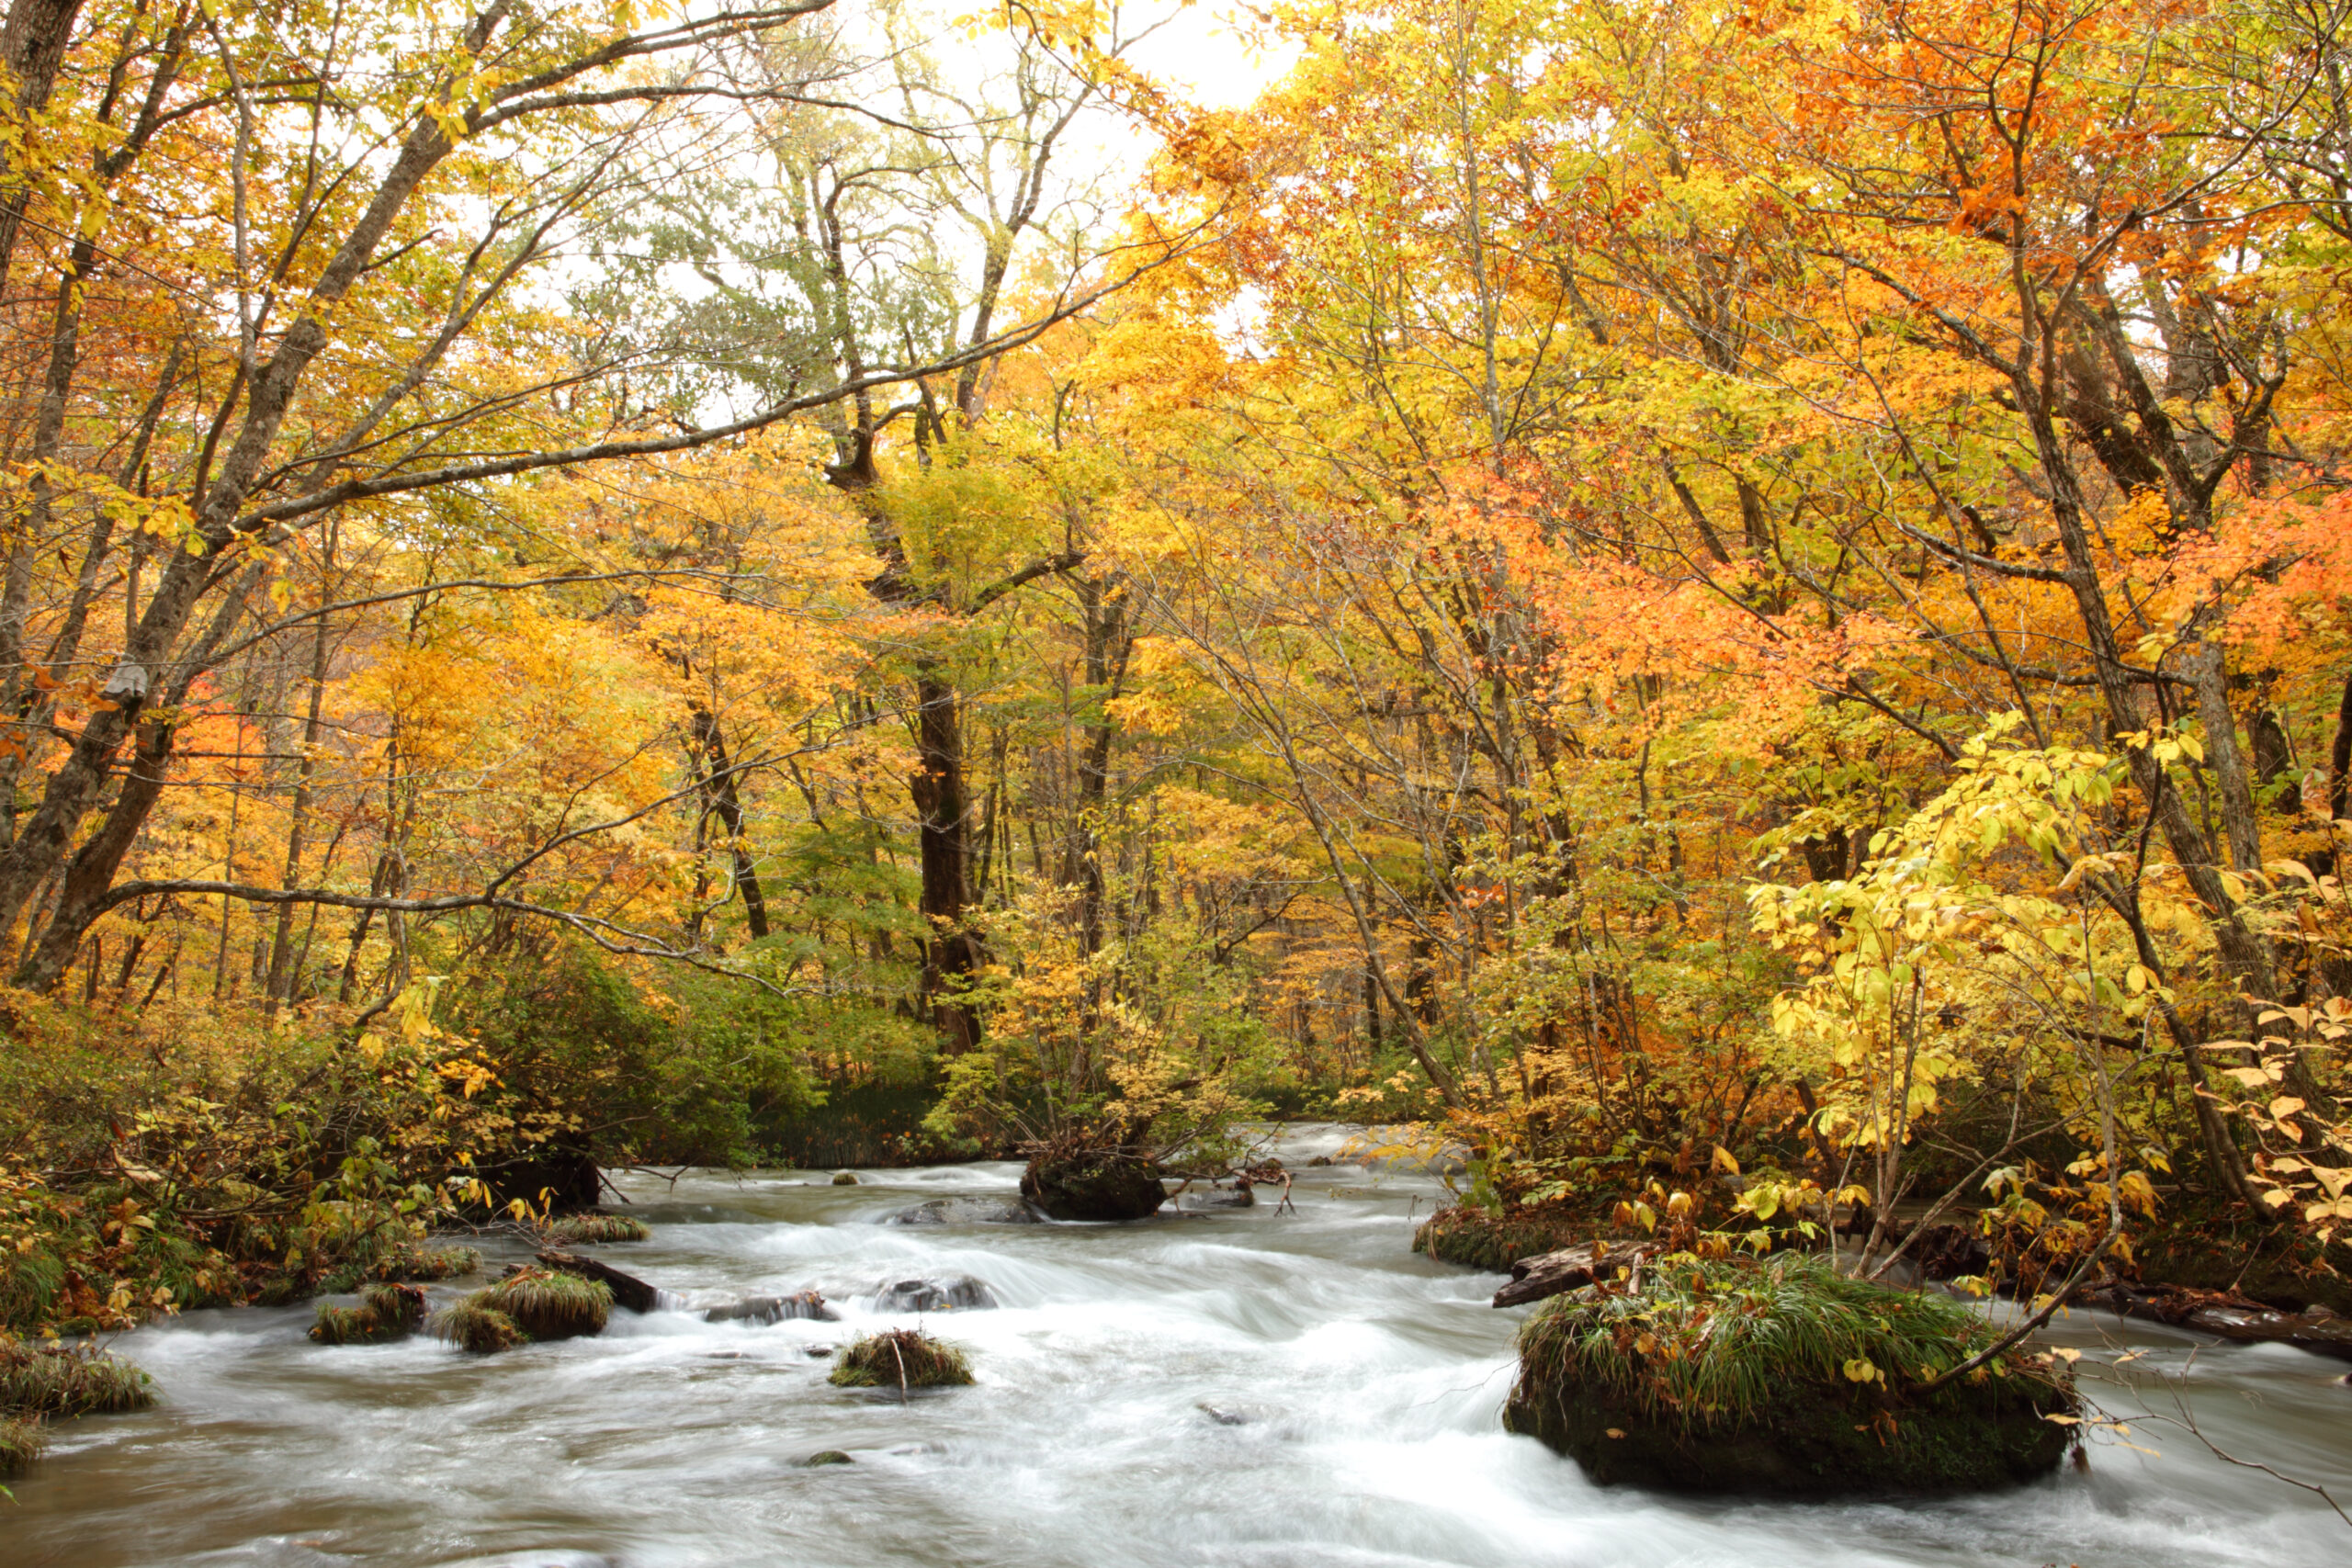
(1503, 1254, 2078, 1496)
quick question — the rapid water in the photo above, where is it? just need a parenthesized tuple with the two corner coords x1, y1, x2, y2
(9, 1124, 2349, 1567)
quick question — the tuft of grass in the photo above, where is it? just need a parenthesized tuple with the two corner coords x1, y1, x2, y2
(363, 1281, 428, 1332)
(429, 1300, 526, 1354)
(0, 1341, 154, 1417)
(309, 1284, 425, 1346)
(0, 1414, 44, 1474)
(309, 1304, 384, 1345)
(542, 1213, 650, 1246)
(1515, 1251, 2069, 1434)
(475, 1268, 611, 1340)
(0, 1248, 65, 1329)
(829, 1328, 973, 1390)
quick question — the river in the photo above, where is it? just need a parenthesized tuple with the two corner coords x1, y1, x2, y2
(9, 1124, 2348, 1566)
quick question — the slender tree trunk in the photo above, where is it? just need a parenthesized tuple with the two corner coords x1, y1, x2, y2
(265, 541, 338, 1012)
(689, 702, 770, 941)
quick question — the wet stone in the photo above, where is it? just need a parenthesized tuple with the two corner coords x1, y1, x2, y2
(873, 1275, 998, 1312)
(888, 1196, 1040, 1226)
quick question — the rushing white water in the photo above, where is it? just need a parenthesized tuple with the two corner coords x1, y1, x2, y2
(10, 1124, 2349, 1568)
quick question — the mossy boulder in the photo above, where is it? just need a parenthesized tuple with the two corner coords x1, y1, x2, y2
(1503, 1253, 2077, 1496)
(1021, 1149, 1166, 1222)
(1414, 1206, 1589, 1272)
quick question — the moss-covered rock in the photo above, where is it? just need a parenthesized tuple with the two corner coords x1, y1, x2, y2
(1021, 1149, 1165, 1222)
(830, 1328, 973, 1389)
(1413, 1206, 1589, 1272)
(1503, 1253, 2077, 1496)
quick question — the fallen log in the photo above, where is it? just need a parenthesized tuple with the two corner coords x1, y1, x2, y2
(537, 1248, 660, 1314)
(2083, 1282, 2352, 1362)
(1492, 1240, 1664, 1309)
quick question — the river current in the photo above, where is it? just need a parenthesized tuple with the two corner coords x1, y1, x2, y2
(9, 1124, 2349, 1567)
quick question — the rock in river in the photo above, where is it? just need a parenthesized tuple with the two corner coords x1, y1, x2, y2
(1021, 1149, 1167, 1222)
(889, 1196, 1040, 1226)
(705, 1290, 836, 1325)
(1177, 1185, 1254, 1212)
(873, 1275, 998, 1312)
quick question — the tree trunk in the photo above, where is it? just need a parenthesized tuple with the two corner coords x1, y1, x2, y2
(689, 701, 770, 941)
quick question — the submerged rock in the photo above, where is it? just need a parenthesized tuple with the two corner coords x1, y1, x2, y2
(873, 1275, 997, 1312)
(831, 1172, 861, 1186)
(1503, 1254, 2077, 1496)
(1021, 1149, 1167, 1222)
(706, 1291, 837, 1325)
(1177, 1185, 1255, 1212)
(889, 1196, 1040, 1226)
(802, 1450, 855, 1466)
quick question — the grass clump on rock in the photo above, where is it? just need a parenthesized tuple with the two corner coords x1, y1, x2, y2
(478, 1267, 612, 1340)
(430, 1299, 527, 1354)
(829, 1328, 973, 1390)
(0, 1339, 154, 1417)
(543, 1213, 650, 1245)
(1503, 1252, 2077, 1496)
(309, 1283, 427, 1345)
(429, 1268, 610, 1352)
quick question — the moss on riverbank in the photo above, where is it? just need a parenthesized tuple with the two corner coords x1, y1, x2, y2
(1413, 1207, 1589, 1272)
(543, 1213, 650, 1245)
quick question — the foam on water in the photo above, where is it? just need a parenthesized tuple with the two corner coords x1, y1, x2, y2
(8, 1125, 2348, 1567)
